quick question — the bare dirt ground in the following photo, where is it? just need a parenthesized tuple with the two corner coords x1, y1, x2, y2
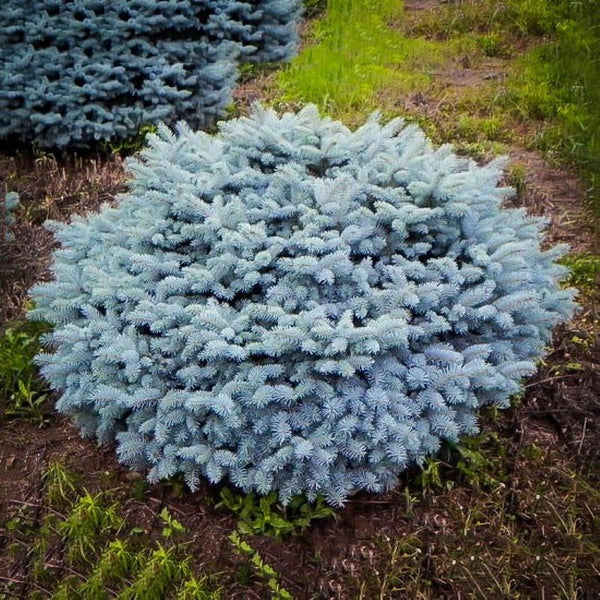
(0, 154, 127, 324)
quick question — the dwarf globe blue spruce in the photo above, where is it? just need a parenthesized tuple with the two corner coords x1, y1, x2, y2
(29, 105, 576, 506)
(0, 0, 301, 148)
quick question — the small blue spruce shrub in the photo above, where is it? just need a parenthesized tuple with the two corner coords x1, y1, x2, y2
(2, 192, 20, 242)
(30, 105, 576, 506)
(0, 0, 301, 148)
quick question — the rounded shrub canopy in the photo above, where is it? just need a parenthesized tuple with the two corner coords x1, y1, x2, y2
(31, 105, 575, 505)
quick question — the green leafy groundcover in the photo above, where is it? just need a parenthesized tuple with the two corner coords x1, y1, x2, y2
(30, 105, 575, 505)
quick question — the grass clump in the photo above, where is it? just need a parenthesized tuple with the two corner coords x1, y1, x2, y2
(118, 545, 190, 600)
(0, 319, 50, 426)
(78, 539, 139, 598)
(176, 577, 222, 600)
(277, 0, 442, 122)
(444, 114, 511, 144)
(60, 492, 125, 566)
(43, 461, 79, 509)
(510, 1, 600, 215)
(410, 0, 560, 40)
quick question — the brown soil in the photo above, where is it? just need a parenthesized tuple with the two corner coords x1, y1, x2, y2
(404, 0, 442, 12)
(506, 147, 596, 254)
(1, 153, 127, 324)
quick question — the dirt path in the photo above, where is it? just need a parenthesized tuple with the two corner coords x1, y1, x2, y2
(404, 0, 441, 12)
(507, 147, 595, 252)
(402, 0, 596, 255)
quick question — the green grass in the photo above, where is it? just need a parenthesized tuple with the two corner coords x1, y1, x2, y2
(276, 0, 443, 123)
(407, 0, 600, 219)
(509, 0, 600, 215)
(410, 0, 559, 40)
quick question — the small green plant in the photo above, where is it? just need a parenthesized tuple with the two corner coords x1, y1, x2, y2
(29, 511, 61, 587)
(102, 124, 159, 157)
(51, 576, 81, 600)
(176, 577, 222, 600)
(415, 457, 444, 497)
(506, 163, 528, 197)
(560, 254, 600, 296)
(130, 478, 150, 501)
(4, 380, 48, 426)
(452, 435, 506, 490)
(0, 320, 51, 425)
(216, 488, 334, 538)
(159, 507, 187, 539)
(59, 492, 125, 565)
(78, 540, 139, 598)
(118, 545, 190, 600)
(43, 461, 78, 509)
(5, 514, 26, 534)
(229, 531, 292, 600)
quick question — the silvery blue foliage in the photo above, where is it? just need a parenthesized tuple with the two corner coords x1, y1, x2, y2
(0, 0, 301, 148)
(2, 192, 20, 242)
(233, 0, 303, 63)
(30, 105, 576, 506)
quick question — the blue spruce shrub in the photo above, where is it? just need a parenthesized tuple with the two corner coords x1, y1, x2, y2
(30, 105, 576, 506)
(232, 0, 304, 63)
(2, 192, 20, 242)
(0, 0, 301, 148)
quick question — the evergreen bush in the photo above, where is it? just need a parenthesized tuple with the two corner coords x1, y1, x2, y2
(234, 0, 304, 63)
(30, 105, 575, 505)
(2, 192, 19, 242)
(0, 1, 301, 148)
